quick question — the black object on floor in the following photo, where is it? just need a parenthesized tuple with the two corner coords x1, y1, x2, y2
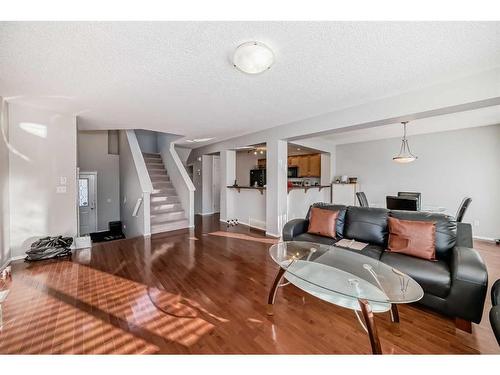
(90, 221, 125, 243)
(25, 236, 73, 261)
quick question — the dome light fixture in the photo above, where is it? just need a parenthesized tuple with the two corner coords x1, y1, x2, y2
(233, 41, 274, 74)
(393, 121, 417, 163)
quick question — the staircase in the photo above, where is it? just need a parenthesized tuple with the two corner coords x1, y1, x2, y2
(143, 153, 189, 234)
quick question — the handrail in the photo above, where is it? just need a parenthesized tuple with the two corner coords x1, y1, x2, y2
(125, 130, 153, 194)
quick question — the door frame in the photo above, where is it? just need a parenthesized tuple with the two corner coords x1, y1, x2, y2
(78, 171, 98, 236)
(212, 155, 221, 213)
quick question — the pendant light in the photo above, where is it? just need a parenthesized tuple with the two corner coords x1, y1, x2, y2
(393, 121, 417, 163)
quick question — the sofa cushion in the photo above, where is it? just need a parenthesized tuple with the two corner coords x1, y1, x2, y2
(380, 252, 451, 298)
(308, 207, 339, 238)
(307, 203, 347, 239)
(344, 207, 389, 247)
(387, 217, 437, 261)
(389, 211, 456, 260)
(294, 232, 337, 246)
(341, 244, 385, 260)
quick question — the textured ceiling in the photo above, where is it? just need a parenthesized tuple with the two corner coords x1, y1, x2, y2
(315, 105, 500, 145)
(1, 22, 499, 144)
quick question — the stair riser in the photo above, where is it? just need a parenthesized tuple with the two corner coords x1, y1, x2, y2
(149, 171, 168, 177)
(151, 177, 170, 183)
(151, 211, 185, 222)
(152, 189, 177, 195)
(150, 203, 182, 212)
(151, 220, 189, 234)
(151, 196, 180, 204)
(152, 187, 174, 194)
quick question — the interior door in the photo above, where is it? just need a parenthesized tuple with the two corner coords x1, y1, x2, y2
(212, 156, 221, 213)
(78, 173, 97, 235)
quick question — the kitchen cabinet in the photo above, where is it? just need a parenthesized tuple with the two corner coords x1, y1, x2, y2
(297, 156, 310, 177)
(257, 158, 266, 168)
(308, 154, 321, 177)
(288, 156, 300, 167)
(288, 153, 321, 177)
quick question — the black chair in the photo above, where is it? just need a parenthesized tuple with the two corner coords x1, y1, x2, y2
(456, 197, 472, 223)
(356, 192, 369, 207)
(398, 192, 421, 211)
(490, 279, 500, 345)
(386, 196, 418, 211)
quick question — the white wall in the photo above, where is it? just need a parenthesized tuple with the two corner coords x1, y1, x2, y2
(287, 188, 331, 221)
(228, 189, 266, 230)
(8, 103, 78, 257)
(0, 98, 10, 267)
(266, 139, 288, 237)
(335, 124, 500, 240)
(175, 146, 192, 166)
(202, 155, 214, 214)
(219, 150, 235, 222)
(236, 151, 260, 186)
(135, 129, 158, 154)
(157, 133, 195, 226)
(78, 131, 120, 231)
(119, 130, 152, 238)
(192, 157, 203, 214)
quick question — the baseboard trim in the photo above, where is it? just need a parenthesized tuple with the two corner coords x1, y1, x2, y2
(0, 258, 11, 272)
(1, 254, 24, 272)
(219, 219, 267, 232)
(473, 236, 497, 243)
(198, 212, 218, 216)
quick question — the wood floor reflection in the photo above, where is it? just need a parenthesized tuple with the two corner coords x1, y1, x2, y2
(1, 214, 499, 354)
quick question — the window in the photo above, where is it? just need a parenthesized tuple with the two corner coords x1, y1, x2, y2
(79, 178, 89, 207)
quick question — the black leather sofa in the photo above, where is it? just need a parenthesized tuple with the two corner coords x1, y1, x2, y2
(491, 279, 500, 344)
(283, 203, 488, 330)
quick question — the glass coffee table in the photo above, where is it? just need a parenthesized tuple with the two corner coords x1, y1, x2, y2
(267, 241, 424, 354)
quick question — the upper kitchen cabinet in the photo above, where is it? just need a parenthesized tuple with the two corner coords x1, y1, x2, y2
(308, 154, 321, 177)
(288, 153, 321, 177)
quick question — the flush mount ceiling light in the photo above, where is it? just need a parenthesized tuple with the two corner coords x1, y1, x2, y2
(185, 138, 215, 143)
(393, 121, 417, 163)
(233, 41, 275, 74)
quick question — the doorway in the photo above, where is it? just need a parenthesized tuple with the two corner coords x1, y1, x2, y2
(212, 155, 221, 213)
(78, 172, 97, 235)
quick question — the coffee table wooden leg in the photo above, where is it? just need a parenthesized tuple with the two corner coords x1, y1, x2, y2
(267, 267, 286, 316)
(358, 298, 382, 354)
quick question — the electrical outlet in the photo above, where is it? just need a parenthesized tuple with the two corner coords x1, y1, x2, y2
(473, 220, 480, 227)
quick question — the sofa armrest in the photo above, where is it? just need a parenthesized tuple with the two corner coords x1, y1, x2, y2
(456, 222, 473, 248)
(447, 246, 488, 323)
(282, 219, 309, 241)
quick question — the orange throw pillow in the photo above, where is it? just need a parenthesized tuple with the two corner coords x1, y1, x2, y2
(308, 207, 339, 238)
(387, 217, 437, 261)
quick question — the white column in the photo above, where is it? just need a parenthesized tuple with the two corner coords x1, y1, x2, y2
(220, 150, 236, 222)
(266, 139, 288, 237)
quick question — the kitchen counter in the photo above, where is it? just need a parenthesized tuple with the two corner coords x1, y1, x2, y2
(227, 186, 266, 195)
(287, 185, 330, 194)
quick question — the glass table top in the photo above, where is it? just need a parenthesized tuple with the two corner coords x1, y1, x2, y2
(269, 241, 424, 312)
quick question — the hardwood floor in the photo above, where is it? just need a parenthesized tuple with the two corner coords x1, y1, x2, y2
(1, 214, 499, 354)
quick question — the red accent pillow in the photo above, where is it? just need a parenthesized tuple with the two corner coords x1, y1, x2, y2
(387, 217, 437, 261)
(308, 207, 339, 238)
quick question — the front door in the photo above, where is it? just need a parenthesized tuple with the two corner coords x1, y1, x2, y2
(78, 172, 97, 235)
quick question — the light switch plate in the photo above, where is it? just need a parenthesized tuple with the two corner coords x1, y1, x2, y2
(59, 176, 67, 185)
(56, 186, 67, 194)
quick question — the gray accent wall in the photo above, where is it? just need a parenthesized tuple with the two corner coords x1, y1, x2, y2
(335, 124, 500, 240)
(78, 130, 120, 231)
